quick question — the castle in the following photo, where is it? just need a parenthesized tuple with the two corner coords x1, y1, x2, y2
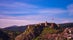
(27, 21, 58, 29)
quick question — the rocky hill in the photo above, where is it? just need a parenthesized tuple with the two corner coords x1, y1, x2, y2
(0, 22, 73, 40)
(15, 22, 63, 40)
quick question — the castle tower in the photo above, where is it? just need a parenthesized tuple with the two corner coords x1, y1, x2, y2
(45, 21, 48, 26)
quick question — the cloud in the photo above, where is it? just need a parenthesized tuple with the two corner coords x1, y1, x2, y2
(0, 2, 68, 15)
(54, 18, 73, 24)
(0, 2, 39, 14)
(0, 1, 73, 15)
(0, 15, 46, 28)
(0, 11, 31, 14)
(0, 15, 73, 28)
(0, 2, 38, 8)
(0, 15, 44, 28)
(0, 8, 67, 15)
(38, 8, 67, 14)
(67, 4, 73, 15)
(0, 2, 73, 28)
(0, 19, 31, 28)
(0, 14, 46, 21)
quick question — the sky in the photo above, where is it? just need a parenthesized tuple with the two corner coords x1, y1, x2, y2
(0, 0, 73, 28)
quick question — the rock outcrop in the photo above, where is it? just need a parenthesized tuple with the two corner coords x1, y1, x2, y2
(15, 22, 59, 40)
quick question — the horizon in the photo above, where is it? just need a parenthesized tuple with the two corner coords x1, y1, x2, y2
(0, 0, 73, 28)
(1, 22, 73, 28)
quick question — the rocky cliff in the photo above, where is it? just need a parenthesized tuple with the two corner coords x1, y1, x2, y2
(15, 23, 60, 40)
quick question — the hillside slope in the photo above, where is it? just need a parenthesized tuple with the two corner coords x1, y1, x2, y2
(15, 23, 60, 40)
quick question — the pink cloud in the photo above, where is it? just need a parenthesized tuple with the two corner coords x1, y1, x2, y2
(0, 15, 46, 28)
(0, 19, 30, 28)
(0, 18, 43, 28)
(0, 15, 73, 28)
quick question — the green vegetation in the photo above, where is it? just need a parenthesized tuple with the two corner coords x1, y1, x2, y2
(34, 26, 58, 40)
(42, 27, 57, 34)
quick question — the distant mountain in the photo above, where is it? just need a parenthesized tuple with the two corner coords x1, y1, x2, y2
(3, 25, 27, 32)
(3, 23, 73, 32)
(59, 23, 73, 28)
(1, 25, 27, 40)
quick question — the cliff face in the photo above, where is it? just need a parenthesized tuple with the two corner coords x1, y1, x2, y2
(15, 23, 59, 40)
(15, 24, 44, 40)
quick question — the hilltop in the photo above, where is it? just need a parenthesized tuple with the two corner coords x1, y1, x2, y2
(15, 22, 73, 40)
(0, 22, 73, 40)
